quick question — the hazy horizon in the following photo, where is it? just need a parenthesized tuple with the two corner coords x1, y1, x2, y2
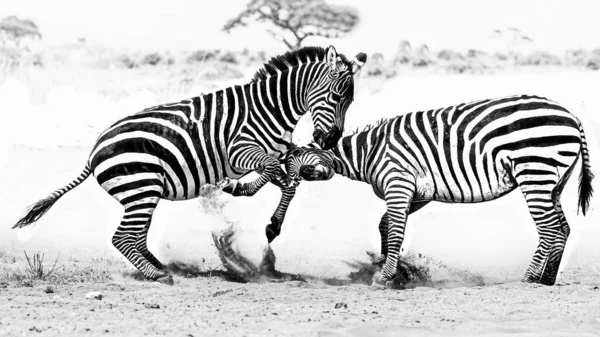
(2, 0, 600, 57)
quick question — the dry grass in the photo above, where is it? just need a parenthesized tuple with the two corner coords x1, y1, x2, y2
(0, 250, 122, 287)
(23, 251, 62, 280)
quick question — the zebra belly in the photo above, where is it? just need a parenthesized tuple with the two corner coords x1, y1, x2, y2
(419, 163, 518, 204)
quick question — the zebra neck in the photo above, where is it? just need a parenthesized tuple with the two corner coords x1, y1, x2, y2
(192, 76, 308, 151)
(331, 136, 369, 183)
(245, 73, 308, 134)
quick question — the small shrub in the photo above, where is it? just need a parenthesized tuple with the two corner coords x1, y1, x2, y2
(437, 49, 465, 62)
(116, 54, 137, 69)
(186, 50, 219, 64)
(565, 49, 587, 66)
(24, 251, 62, 280)
(220, 51, 238, 64)
(587, 56, 600, 70)
(517, 51, 562, 66)
(44, 285, 54, 293)
(141, 52, 163, 66)
(494, 53, 509, 61)
(412, 58, 432, 67)
(467, 49, 486, 58)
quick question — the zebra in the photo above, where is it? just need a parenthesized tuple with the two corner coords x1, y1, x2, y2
(279, 94, 594, 286)
(12, 46, 367, 285)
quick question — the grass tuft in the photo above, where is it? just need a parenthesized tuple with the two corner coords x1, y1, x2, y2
(23, 251, 63, 280)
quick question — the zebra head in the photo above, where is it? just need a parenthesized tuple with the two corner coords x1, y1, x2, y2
(308, 46, 367, 150)
(285, 144, 336, 183)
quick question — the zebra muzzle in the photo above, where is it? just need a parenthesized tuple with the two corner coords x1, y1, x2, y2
(299, 165, 333, 181)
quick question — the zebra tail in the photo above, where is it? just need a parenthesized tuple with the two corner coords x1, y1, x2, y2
(12, 164, 92, 229)
(577, 122, 594, 216)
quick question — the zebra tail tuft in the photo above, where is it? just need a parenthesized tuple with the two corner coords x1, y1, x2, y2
(577, 123, 594, 216)
(12, 196, 60, 229)
(12, 164, 92, 229)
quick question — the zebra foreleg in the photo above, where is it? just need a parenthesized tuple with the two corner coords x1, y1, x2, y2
(373, 201, 430, 265)
(222, 147, 286, 197)
(373, 213, 389, 265)
(374, 171, 416, 286)
(266, 183, 297, 243)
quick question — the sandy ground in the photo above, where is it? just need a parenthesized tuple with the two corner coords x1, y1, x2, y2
(2, 276, 600, 336)
(2, 69, 600, 336)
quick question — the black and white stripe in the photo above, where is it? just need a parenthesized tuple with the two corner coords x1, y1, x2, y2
(13, 46, 367, 283)
(283, 94, 594, 286)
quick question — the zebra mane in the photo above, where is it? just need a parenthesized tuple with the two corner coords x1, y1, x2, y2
(347, 116, 397, 136)
(251, 46, 351, 82)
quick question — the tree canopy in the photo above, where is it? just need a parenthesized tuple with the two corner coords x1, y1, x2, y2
(223, 0, 359, 49)
(0, 16, 42, 47)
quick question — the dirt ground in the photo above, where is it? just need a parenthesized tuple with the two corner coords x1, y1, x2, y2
(1, 275, 600, 337)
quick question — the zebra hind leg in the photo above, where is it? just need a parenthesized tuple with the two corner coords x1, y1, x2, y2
(111, 185, 173, 285)
(517, 168, 573, 286)
(135, 215, 165, 270)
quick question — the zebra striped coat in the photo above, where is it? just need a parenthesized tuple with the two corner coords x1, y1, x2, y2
(283, 94, 594, 286)
(13, 46, 367, 284)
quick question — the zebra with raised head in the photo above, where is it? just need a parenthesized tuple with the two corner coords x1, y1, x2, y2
(280, 94, 594, 286)
(12, 46, 367, 284)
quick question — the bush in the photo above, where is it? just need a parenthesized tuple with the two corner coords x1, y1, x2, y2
(186, 50, 219, 64)
(116, 54, 137, 69)
(517, 51, 562, 66)
(494, 53, 509, 61)
(437, 49, 465, 62)
(467, 49, 486, 58)
(219, 51, 238, 64)
(587, 56, 600, 70)
(412, 58, 432, 67)
(141, 52, 163, 66)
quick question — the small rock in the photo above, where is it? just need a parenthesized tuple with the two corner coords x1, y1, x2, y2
(334, 302, 348, 309)
(85, 292, 103, 300)
(144, 303, 160, 309)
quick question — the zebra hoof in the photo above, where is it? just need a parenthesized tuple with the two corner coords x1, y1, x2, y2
(156, 274, 174, 286)
(371, 272, 390, 288)
(266, 225, 279, 243)
(219, 178, 239, 195)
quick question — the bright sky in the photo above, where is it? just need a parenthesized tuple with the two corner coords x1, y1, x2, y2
(2, 0, 599, 56)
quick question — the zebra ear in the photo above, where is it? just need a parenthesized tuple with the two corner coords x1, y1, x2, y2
(326, 45, 338, 72)
(351, 52, 367, 74)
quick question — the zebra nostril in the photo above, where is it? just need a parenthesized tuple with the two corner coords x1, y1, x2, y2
(299, 165, 316, 179)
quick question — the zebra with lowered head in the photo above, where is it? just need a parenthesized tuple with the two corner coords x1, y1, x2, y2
(12, 46, 367, 285)
(280, 94, 594, 286)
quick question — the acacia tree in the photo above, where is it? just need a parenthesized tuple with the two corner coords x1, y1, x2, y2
(223, 0, 359, 49)
(0, 16, 42, 47)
